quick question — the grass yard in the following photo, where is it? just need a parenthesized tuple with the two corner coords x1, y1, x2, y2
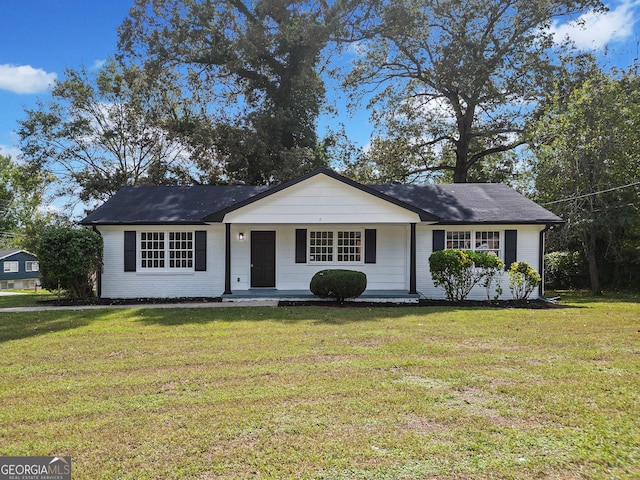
(0, 295, 638, 479)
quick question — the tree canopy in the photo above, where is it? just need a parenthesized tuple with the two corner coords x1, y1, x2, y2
(118, 0, 358, 184)
(0, 153, 52, 249)
(343, 0, 603, 183)
(17, 60, 199, 205)
(530, 65, 640, 294)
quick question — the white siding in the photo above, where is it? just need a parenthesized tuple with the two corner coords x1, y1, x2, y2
(225, 174, 421, 224)
(228, 224, 409, 292)
(99, 223, 545, 300)
(416, 225, 545, 300)
(98, 225, 225, 299)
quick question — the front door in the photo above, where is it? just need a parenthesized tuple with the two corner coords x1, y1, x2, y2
(251, 231, 276, 288)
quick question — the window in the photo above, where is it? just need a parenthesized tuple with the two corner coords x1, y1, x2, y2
(309, 230, 362, 264)
(446, 231, 471, 250)
(168, 232, 193, 268)
(446, 230, 501, 256)
(474, 231, 500, 256)
(3, 261, 18, 273)
(141, 232, 194, 270)
(141, 232, 166, 269)
(26, 261, 39, 272)
(309, 231, 333, 262)
(337, 231, 361, 262)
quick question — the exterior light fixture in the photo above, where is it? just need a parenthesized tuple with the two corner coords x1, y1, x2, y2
(237, 232, 245, 241)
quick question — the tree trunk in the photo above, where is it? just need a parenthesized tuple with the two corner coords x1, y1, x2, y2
(583, 227, 602, 296)
(454, 115, 473, 182)
(454, 148, 469, 183)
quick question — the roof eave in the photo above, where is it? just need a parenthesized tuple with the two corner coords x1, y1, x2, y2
(81, 221, 209, 226)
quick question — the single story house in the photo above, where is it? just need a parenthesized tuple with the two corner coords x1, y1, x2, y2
(80, 168, 562, 301)
(0, 249, 40, 291)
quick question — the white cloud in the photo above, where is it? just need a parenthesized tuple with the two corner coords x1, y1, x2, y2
(0, 144, 23, 160)
(0, 64, 57, 94)
(551, 0, 640, 50)
(90, 59, 107, 71)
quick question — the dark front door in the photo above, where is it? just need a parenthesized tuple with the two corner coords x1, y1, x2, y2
(251, 231, 276, 288)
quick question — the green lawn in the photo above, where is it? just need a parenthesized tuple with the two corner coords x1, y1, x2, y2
(0, 295, 638, 479)
(0, 289, 58, 308)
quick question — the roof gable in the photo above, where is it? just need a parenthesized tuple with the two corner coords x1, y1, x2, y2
(206, 168, 435, 223)
(219, 171, 427, 224)
(0, 249, 26, 261)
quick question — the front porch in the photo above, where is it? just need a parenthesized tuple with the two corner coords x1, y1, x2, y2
(222, 289, 420, 303)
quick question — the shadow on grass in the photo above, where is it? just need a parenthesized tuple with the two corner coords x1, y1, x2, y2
(134, 304, 433, 327)
(0, 311, 93, 343)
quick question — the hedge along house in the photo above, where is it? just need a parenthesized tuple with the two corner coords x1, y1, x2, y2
(80, 168, 562, 302)
(0, 249, 40, 291)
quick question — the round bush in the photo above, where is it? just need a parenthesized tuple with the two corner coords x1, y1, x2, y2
(310, 269, 367, 302)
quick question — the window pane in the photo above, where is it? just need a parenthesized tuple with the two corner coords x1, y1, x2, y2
(168, 232, 193, 269)
(3, 261, 19, 273)
(475, 231, 500, 254)
(140, 232, 166, 269)
(309, 231, 334, 262)
(446, 231, 471, 250)
(337, 231, 361, 262)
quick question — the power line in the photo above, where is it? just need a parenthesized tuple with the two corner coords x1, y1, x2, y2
(542, 181, 640, 206)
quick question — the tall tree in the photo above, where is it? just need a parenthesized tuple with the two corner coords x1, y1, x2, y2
(530, 67, 640, 294)
(17, 59, 198, 205)
(343, 0, 603, 183)
(0, 154, 52, 249)
(119, 0, 355, 184)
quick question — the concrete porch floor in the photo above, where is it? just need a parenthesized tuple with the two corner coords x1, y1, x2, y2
(222, 289, 419, 303)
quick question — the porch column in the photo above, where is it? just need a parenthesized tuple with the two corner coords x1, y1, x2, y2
(224, 223, 232, 295)
(410, 223, 417, 294)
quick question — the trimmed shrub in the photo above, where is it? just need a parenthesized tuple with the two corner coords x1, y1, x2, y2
(508, 261, 541, 301)
(310, 269, 367, 302)
(37, 226, 103, 300)
(429, 249, 505, 301)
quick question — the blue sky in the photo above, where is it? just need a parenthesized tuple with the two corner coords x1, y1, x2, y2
(1, 0, 640, 162)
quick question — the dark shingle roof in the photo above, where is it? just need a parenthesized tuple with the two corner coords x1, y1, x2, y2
(81, 185, 270, 225)
(371, 183, 562, 224)
(80, 171, 562, 226)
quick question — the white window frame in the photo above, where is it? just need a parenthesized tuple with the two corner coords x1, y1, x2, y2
(309, 229, 363, 265)
(3, 261, 19, 273)
(446, 230, 502, 258)
(25, 261, 39, 272)
(139, 231, 195, 271)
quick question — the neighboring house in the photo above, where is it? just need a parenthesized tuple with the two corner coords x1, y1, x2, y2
(80, 168, 562, 301)
(0, 249, 40, 291)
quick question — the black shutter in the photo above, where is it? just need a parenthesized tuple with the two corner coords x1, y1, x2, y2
(504, 230, 517, 268)
(295, 229, 307, 263)
(365, 229, 377, 263)
(195, 231, 207, 271)
(124, 231, 136, 272)
(433, 230, 445, 252)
